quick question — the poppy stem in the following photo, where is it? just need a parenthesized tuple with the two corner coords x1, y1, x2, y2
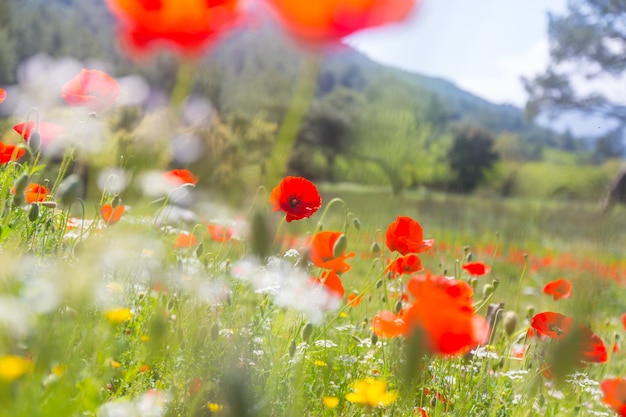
(315, 197, 348, 233)
(169, 60, 196, 111)
(265, 54, 320, 188)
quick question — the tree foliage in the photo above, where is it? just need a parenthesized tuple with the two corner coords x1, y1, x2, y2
(524, 0, 626, 143)
(447, 125, 499, 192)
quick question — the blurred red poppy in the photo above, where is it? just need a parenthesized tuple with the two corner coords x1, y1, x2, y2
(105, 0, 241, 55)
(372, 310, 407, 338)
(100, 203, 125, 225)
(308, 231, 355, 273)
(13, 122, 65, 147)
(174, 232, 198, 248)
(0, 88, 6, 103)
(385, 216, 434, 255)
(543, 278, 572, 301)
(12, 183, 50, 204)
(531, 312, 607, 363)
(270, 176, 322, 222)
(622, 313, 626, 331)
(386, 253, 423, 278)
(264, 0, 417, 46)
(346, 293, 362, 307)
(0, 143, 25, 164)
(207, 224, 234, 242)
(61, 69, 120, 112)
(462, 261, 491, 276)
(311, 270, 344, 298)
(163, 169, 199, 186)
(403, 272, 490, 355)
(600, 378, 626, 417)
(530, 312, 574, 339)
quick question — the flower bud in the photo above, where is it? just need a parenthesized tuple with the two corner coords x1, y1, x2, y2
(352, 217, 361, 230)
(301, 322, 313, 343)
(376, 279, 383, 289)
(503, 311, 518, 337)
(394, 301, 402, 315)
(492, 279, 500, 289)
(111, 195, 121, 208)
(210, 323, 219, 340)
(526, 305, 535, 320)
(56, 174, 83, 207)
(28, 203, 39, 222)
(29, 131, 41, 152)
(370, 332, 378, 346)
(332, 234, 347, 259)
(288, 340, 296, 358)
(13, 174, 29, 196)
(371, 242, 381, 254)
(482, 283, 494, 299)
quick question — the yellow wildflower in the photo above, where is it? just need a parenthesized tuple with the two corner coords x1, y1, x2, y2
(207, 402, 223, 412)
(313, 360, 327, 367)
(0, 355, 32, 381)
(345, 378, 398, 408)
(322, 396, 339, 409)
(104, 307, 132, 324)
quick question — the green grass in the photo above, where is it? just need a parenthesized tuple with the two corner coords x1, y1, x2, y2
(0, 167, 623, 417)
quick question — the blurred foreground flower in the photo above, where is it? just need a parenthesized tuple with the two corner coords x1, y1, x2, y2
(270, 176, 321, 222)
(104, 307, 133, 324)
(462, 261, 491, 276)
(0, 88, 6, 103)
(61, 69, 120, 112)
(163, 169, 199, 186)
(345, 377, 398, 408)
(600, 377, 626, 417)
(100, 203, 125, 225)
(0, 355, 32, 381)
(265, 0, 417, 45)
(105, 0, 242, 55)
(403, 272, 490, 355)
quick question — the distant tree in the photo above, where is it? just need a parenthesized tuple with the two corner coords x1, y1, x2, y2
(524, 0, 626, 141)
(447, 125, 499, 192)
(592, 129, 625, 163)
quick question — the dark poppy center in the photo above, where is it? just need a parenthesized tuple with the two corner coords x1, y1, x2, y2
(289, 196, 300, 208)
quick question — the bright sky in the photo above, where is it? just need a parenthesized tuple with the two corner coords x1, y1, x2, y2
(346, 0, 568, 106)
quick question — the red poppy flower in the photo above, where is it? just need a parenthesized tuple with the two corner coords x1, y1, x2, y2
(61, 69, 120, 112)
(622, 313, 626, 331)
(462, 261, 491, 276)
(530, 312, 574, 339)
(13, 122, 65, 147)
(308, 231, 355, 273)
(0, 142, 25, 164)
(270, 176, 322, 223)
(385, 216, 434, 255)
(0, 88, 6, 104)
(543, 278, 572, 301)
(372, 310, 407, 338)
(174, 232, 198, 249)
(601, 378, 626, 417)
(105, 0, 241, 55)
(531, 312, 607, 363)
(386, 254, 423, 278)
(207, 224, 234, 242)
(11, 183, 50, 204)
(264, 0, 417, 46)
(403, 272, 490, 355)
(100, 203, 125, 225)
(346, 293, 362, 307)
(311, 270, 344, 299)
(163, 169, 199, 186)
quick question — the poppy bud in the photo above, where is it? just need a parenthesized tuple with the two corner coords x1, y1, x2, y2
(288, 340, 296, 358)
(13, 174, 29, 196)
(371, 241, 380, 254)
(40, 201, 57, 209)
(210, 323, 219, 340)
(470, 277, 478, 289)
(526, 305, 535, 320)
(29, 131, 41, 152)
(492, 279, 500, 289)
(352, 217, 361, 230)
(111, 195, 121, 208)
(466, 252, 473, 262)
(482, 284, 494, 299)
(250, 211, 270, 260)
(332, 234, 347, 259)
(301, 322, 313, 343)
(370, 332, 378, 346)
(394, 301, 402, 315)
(376, 279, 383, 289)
(28, 203, 39, 221)
(196, 242, 204, 258)
(503, 311, 518, 337)
(56, 174, 82, 206)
